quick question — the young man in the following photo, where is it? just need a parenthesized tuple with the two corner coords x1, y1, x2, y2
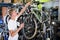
(8, 2, 31, 40)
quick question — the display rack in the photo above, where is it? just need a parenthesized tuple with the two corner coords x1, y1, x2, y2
(0, 3, 13, 7)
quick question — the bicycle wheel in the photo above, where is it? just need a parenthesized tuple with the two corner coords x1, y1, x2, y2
(22, 14, 38, 39)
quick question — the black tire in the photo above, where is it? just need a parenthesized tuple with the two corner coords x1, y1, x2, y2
(22, 14, 38, 39)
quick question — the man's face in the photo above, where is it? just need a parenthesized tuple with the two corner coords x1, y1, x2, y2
(12, 10, 17, 17)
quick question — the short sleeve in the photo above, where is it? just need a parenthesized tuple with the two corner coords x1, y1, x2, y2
(17, 22, 20, 26)
(15, 16, 18, 21)
(15, 16, 20, 26)
(8, 21, 13, 30)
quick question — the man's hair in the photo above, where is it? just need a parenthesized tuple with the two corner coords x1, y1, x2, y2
(9, 8, 16, 16)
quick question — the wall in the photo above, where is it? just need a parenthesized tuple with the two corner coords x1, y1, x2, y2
(2, 7, 7, 18)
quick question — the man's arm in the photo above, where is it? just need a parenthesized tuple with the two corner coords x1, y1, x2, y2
(17, 2, 31, 18)
(9, 23, 24, 37)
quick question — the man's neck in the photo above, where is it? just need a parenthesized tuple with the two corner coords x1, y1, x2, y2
(11, 17, 15, 20)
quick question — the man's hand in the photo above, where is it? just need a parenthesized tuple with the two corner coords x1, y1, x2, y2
(19, 23, 24, 29)
(9, 23, 24, 37)
(25, 2, 31, 7)
(17, 2, 31, 18)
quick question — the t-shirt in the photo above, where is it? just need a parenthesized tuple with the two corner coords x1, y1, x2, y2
(8, 16, 19, 40)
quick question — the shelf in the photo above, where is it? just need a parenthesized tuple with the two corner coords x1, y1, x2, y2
(0, 3, 13, 7)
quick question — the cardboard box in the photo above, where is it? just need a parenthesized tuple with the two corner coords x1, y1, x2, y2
(25, 0, 31, 3)
(0, 0, 2, 3)
(14, 0, 22, 3)
(4, 0, 11, 3)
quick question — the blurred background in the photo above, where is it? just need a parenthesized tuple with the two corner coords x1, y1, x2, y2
(0, 0, 59, 40)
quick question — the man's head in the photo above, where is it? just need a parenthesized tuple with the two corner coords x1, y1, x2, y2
(9, 8, 17, 18)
